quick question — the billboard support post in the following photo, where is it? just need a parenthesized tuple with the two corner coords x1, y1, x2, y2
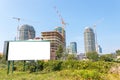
(35, 60, 38, 72)
(7, 61, 10, 74)
(12, 61, 14, 73)
(23, 60, 26, 71)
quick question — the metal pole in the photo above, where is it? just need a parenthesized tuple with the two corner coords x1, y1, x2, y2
(7, 61, 10, 74)
(23, 60, 26, 71)
(35, 60, 38, 72)
(12, 61, 14, 73)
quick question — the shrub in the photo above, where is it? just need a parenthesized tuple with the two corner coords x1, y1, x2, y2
(5, 60, 114, 74)
(61, 60, 76, 70)
(58, 70, 103, 80)
(29, 61, 37, 73)
(78, 70, 102, 80)
(43, 60, 62, 72)
(37, 60, 44, 71)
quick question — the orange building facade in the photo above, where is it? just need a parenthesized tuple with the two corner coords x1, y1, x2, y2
(41, 31, 65, 60)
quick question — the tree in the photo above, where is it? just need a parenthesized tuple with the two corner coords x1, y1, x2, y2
(99, 54, 114, 62)
(86, 52, 98, 61)
(56, 45, 64, 60)
(66, 54, 77, 60)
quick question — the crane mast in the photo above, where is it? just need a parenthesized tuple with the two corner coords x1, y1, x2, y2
(93, 18, 104, 53)
(13, 17, 21, 40)
(54, 6, 66, 51)
(93, 24, 98, 53)
(13, 17, 39, 40)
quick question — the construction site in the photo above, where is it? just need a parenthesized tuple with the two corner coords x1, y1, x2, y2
(12, 6, 66, 60)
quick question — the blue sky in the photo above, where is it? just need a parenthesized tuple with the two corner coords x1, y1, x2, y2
(0, 0, 120, 53)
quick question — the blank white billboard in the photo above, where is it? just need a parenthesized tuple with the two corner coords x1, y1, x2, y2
(8, 41, 50, 60)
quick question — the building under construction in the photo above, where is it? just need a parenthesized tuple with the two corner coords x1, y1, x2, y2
(19, 24, 35, 40)
(41, 27, 65, 60)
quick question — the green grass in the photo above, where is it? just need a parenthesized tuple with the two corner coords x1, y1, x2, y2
(0, 69, 120, 80)
(0, 69, 79, 80)
(0, 61, 120, 80)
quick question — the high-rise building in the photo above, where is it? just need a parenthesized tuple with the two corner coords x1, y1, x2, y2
(84, 27, 96, 53)
(55, 27, 63, 34)
(19, 24, 35, 40)
(70, 42, 77, 54)
(41, 31, 65, 60)
(98, 45, 102, 53)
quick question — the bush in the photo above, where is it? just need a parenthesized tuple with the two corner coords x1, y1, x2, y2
(58, 70, 103, 80)
(4, 60, 114, 74)
(78, 70, 102, 79)
(43, 60, 62, 72)
(37, 60, 44, 71)
(29, 62, 37, 73)
(61, 60, 76, 70)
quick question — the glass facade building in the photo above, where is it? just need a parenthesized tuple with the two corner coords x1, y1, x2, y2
(19, 24, 35, 40)
(98, 45, 102, 53)
(84, 27, 96, 53)
(70, 42, 77, 54)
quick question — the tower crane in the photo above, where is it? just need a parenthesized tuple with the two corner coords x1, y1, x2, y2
(54, 6, 67, 51)
(92, 18, 104, 53)
(54, 6, 66, 29)
(13, 17, 21, 40)
(13, 17, 34, 40)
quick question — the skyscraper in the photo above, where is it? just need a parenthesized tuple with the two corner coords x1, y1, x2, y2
(19, 24, 35, 40)
(84, 27, 96, 53)
(98, 45, 102, 53)
(70, 42, 77, 54)
(54, 27, 63, 34)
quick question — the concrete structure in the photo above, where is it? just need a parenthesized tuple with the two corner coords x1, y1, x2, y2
(55, 27, 66, 48)
(84, 27, 96, 53)
(19, 24, 35, 40)
(41, 31, 65, 60)
(70, 42, 77, 54)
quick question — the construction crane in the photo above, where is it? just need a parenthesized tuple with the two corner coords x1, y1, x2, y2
(54, 6, 67, 51)
(13, 17, 34, 40)
(54, 6, 66, 29)
(93, 24, 98, 53)
(13, 17, 20, 22)
(13, 17, 21, 40)
(93, 18, 104, 53)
